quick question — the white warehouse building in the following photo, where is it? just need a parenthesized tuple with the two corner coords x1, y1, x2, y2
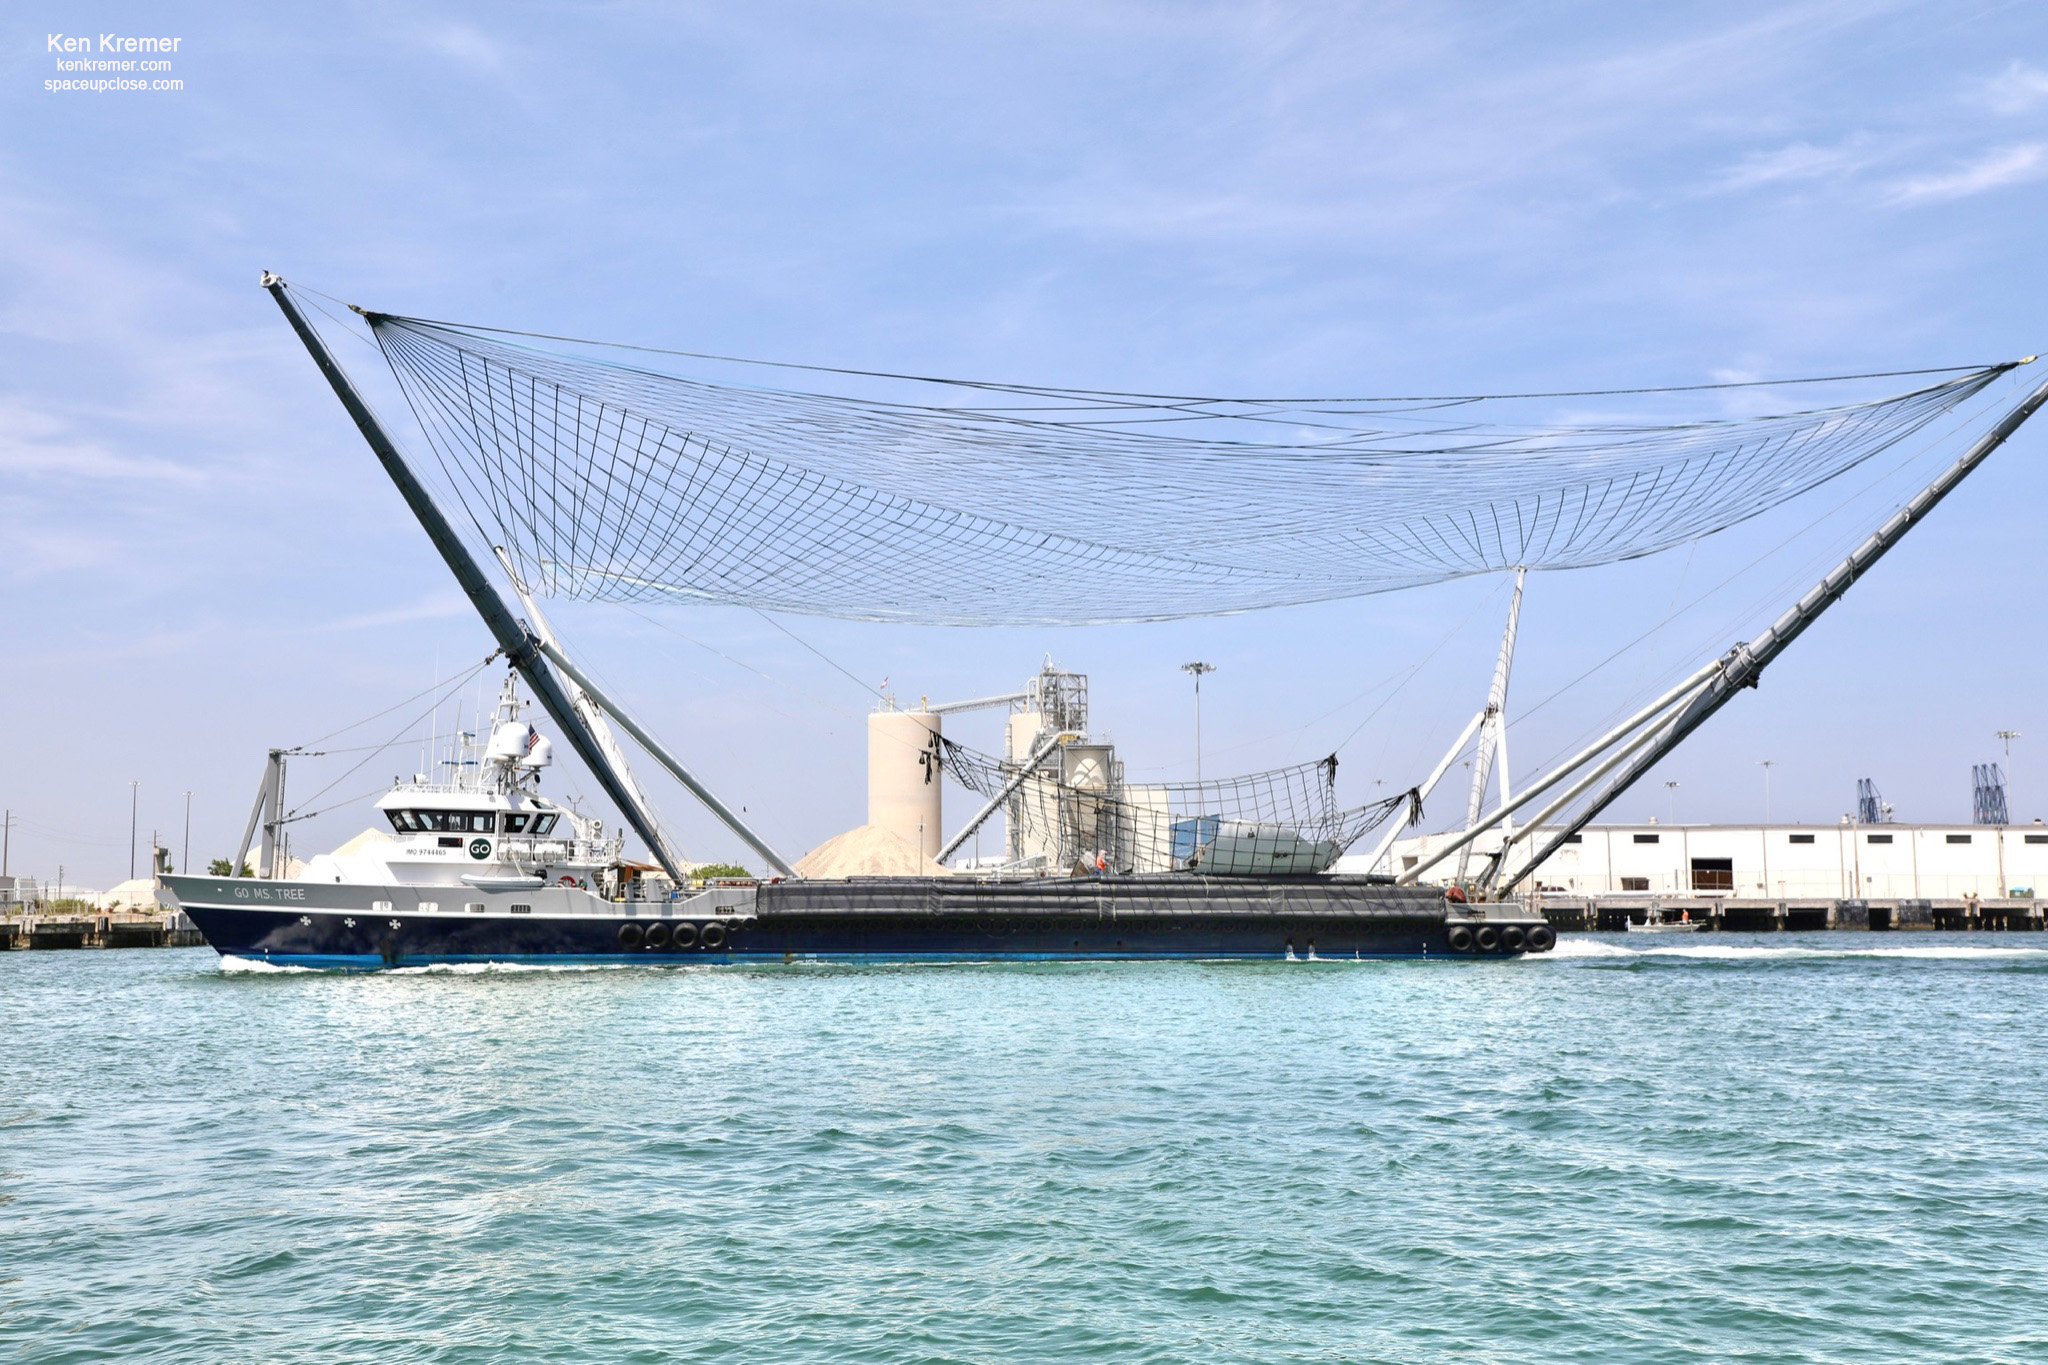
(1370, 821, 2048, 901)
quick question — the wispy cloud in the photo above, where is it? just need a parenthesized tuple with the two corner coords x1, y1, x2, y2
(1974, 60, 2048, 114)
(1712, 135, 1886, 193)
(1885, 143, 2047, 204)
(414, 22, 511, 75)
(0, 399, 206, 484)
(0, 524, 124, 580)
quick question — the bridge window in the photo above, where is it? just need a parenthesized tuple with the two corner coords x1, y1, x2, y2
(533, 814, 560, 836)
(502, 813, 531, 834)
(407, 810, 496, 832)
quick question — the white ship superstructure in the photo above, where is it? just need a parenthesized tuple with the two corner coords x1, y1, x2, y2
(298, 674, 632, 897)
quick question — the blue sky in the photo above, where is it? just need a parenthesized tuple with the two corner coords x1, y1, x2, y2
(7, 1, 2048, 888)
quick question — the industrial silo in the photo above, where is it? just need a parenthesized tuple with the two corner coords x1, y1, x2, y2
(868, 707, 944, 861)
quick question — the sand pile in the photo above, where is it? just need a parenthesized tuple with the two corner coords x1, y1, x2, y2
(794, 824, 948, 879)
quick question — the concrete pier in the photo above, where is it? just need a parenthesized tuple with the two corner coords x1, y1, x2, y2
(2, 912, 207, 951)
(1536, 895, 2047, 933)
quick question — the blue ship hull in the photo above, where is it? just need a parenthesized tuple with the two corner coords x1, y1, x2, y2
(165, 875, 1551, 969)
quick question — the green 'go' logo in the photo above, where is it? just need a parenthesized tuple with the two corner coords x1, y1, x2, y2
(469, 838, 491, 860)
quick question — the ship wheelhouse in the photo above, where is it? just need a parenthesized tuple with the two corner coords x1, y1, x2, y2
(293, 671, 634, 892)
(367, 777, 617, 881)
(383, 806, 562, 837)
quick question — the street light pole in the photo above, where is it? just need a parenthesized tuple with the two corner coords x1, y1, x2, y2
(1759, 760, 1776, 823)
(128, 780, 139, 882)
(1665, 780, 1679, 825)
(1180, 662, 1216, 788)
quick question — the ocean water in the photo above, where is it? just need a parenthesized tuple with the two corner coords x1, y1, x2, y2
(5, 937, 2047, 1363)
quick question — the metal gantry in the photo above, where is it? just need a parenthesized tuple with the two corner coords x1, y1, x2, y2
(1401, 359, 2048, 895)
(263, 274, 795, 883)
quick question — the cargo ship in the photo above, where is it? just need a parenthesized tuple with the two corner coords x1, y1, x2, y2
(163, 669, 1553, 967)
(161, 278, 2047, 968)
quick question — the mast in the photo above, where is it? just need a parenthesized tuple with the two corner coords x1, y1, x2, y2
(260, 273, 686, 883)
(234, 748, 285, 878)
(1360, 708, 1486, 875)
(493, 549, 692, 876)
(935, 732, 1064, 865)
(1456, 567, 1525, 880)
(1476, 361, 2048, 893)
(528, 638, 798, 879)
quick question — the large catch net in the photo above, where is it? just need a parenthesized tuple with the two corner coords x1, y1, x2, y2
(363, 310, 2019, 626)
(937, 740, 1412, 875)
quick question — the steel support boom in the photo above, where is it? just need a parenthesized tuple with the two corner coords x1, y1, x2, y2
(262, 273, 687, 883)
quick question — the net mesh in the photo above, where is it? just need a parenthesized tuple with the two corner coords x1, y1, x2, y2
(367, 312, 2014, 625)
(938, 740, 1411, 875)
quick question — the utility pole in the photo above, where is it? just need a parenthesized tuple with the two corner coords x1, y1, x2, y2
(1665, 781, 1679, 825)
(128, 780, 139, 882)
(1759, 760, 1776, 824)
(1997, 731, 2021, 819)
(2, 809, 12, 877)
(1180, 662, 1216, 788)
(182, 791, 193, 876)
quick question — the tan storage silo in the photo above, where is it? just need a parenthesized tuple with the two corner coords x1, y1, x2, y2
(1006, 708, 1045, 763)
(869, 708, 944, 861)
